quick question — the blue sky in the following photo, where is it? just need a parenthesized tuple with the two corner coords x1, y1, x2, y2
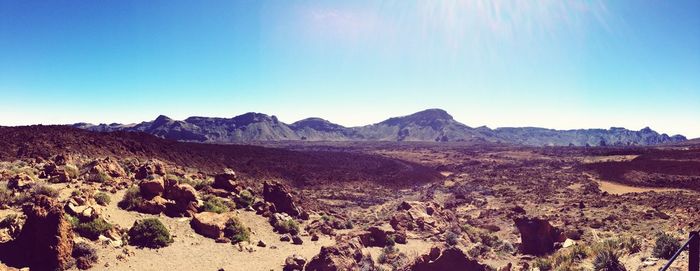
(1, 0, 698, 137)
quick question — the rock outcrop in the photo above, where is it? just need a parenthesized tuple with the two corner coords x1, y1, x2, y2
(263, 181, 301, 217)
(514, 217, 565, 255)
(305, 235, 375, 271)
(390, 201, 452, 235)
(404, 246, 487, 271)
(191, 212, 235, 239)
(0, 196, 74, 270)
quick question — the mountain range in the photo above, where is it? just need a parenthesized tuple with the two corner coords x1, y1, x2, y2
(73, 109, 687, 146)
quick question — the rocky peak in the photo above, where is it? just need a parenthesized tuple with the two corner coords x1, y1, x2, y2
(290, 118, 346, 132)
(379, 108, 455, 128)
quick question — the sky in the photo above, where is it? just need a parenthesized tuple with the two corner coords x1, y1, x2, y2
(0, 0, 698, 138)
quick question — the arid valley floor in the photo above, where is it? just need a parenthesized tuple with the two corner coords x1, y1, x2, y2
(1, 126, 699, 271)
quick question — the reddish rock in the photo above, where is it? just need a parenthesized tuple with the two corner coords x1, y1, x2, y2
(139, 178, 165, 198)
(212, 170, 239, 192)
(263, 181, 300, 217)
(406, 246, 487, 271)
(86, 157, 126, 178)
(514, 217, 565, 255)
(191, 212, 235, 239)
(305, 236, 374, 271)
(0, 195, 74, 270)
(284, 254, 307, 271)
(135, 160, 166, 179)
(7, 173, 34, 191)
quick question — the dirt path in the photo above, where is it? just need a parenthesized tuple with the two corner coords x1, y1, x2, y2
(582, 173, 691, 195)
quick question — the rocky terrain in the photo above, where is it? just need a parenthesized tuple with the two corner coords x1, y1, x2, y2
(0, 126, 699, 270)
(74, 109, 686, 146)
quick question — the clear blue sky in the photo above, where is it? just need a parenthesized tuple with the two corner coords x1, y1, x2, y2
(1, 0, 698, 137)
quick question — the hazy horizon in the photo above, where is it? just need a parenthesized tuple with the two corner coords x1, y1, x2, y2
(1, 1, 699, 138)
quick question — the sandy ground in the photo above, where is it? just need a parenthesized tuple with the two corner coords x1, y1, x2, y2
(72, 190, 335, 271)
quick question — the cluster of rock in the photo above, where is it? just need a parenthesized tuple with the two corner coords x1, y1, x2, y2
(390, 201, 454, 236)
(134, 167, 199, 217)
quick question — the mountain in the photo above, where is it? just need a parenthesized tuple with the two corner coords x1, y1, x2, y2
(74, 109, 687, 146)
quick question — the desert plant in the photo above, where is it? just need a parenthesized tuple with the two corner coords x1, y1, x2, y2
(0, 186, 12, 206)
(202, 196, 235, 214)
(119, 186, 144, 210)
(445, 231, 460, 246)
(128, 218, 173, 248)
(74, 218, 113, 240)
(620, 236, 641, 254)
(94, 192, 111, 206)
(72, 241, 98, 269)
(533, 258, 552, 271)
(653, 232, 681, 259)
(64, 164, 80, 179)
(237, 190, 255, 208)
(593, 247, 626, 271)
(32, 184, 59, 198)
(223, 217, 250, 244)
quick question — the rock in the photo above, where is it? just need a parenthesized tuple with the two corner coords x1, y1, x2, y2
(0, 195, 74, 271)
(135, 160, 166, 179)
(358, 226, 393, 247)
(215, 237, 231, 243)
(311, 233, 319, 241)
(280, 234, 291, 242)
(86, 157, 126, 178)
(191, 212, 236, 239)
(390, 201, 451, 235)
(7, 173, 34, 191)
(514, 217, 565, 256)
(137, 196, 170, 214)
(257, 240, 267, 247)
(407, 246, 487, 271)
(305, 236, 375, 271)
(263, 181, 301, 217)
(394, 231, 408, 244)
(139, 178, 165, 198)
(292, 235, 303, 245)
(270, 212, 297, 234)
(562, 239, 575, 248)
(499, 263, 512, 271)
(205, 187, 231, 198)
(283, 254, 307, 271)
(212, 170, 239, 192)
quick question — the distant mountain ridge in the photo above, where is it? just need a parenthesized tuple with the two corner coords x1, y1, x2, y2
(73, 109, 687, 146)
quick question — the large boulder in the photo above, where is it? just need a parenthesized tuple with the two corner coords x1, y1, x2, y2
(305, 235, 375, 271)
(357, 226, 395, 248)
(0, 196, 74, 270)
(212, 169, 239, 192)
(263, 181, 300, 217)
(163, 180, 199, 217)
(405, 246, 487, 271)
(139, 178, 165, 198)
(514, 217, 565, 255)
(191, 212, 235, 239)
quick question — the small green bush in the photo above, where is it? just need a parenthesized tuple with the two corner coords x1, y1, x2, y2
(237, 190, 255, 208)
(32, 184, 59, 198)
(74, 218, 113, 240)
(119, 186, 144, 210)
(653, 232, 681, 259)
(0, 186, 12, 206)
(620, 236, 641, 254)
(94, 192, 111, 206)
(223, 217, 250, 244)
(593, 248, 626, 271)
(533, 258, 552, 271)
(445, 231, 459, 246)
(72, 242, 98, 262)
(275, 219, 299, 235)
(128, 218, 173, 248)
(202, 196, 235, 214)
(64, 164, 80, 179)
